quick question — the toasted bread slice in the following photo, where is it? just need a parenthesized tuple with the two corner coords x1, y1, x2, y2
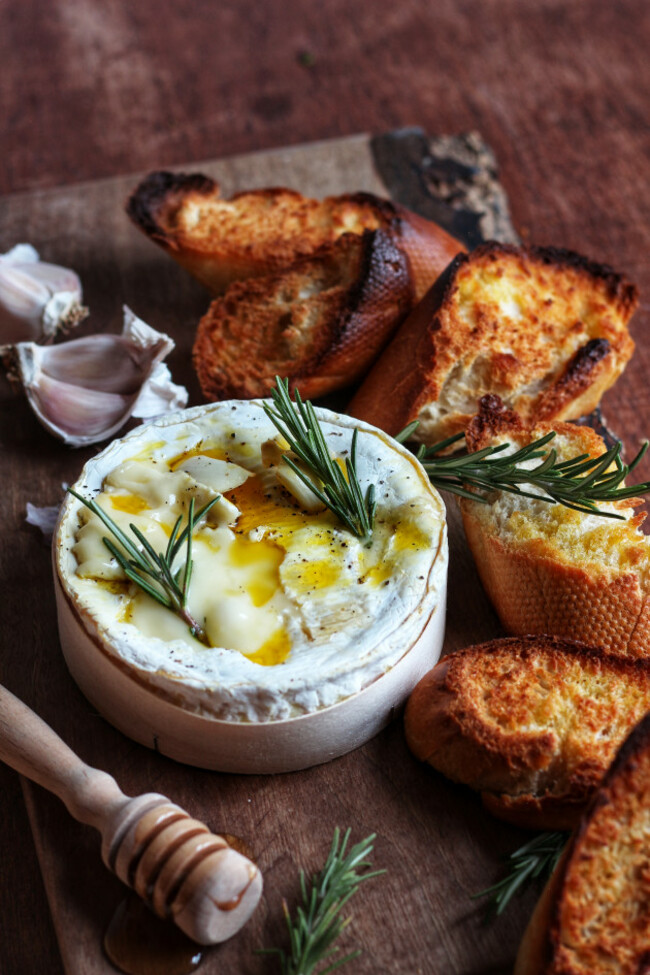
(126, 171, 464, 301)
(515, 711, 650, 974)
(192, 230, 412, 400)
(460, 396, 650, 658)
(404, 635, 650, 830)
(347, 243, 638, 444)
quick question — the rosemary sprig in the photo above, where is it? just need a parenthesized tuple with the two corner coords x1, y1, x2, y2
(415, 430, 650, 520)
(68, 488, 217, 646)
(474, 831, 567, 916)
(260, 828, 384, 975)
(263, 378, 376, 545)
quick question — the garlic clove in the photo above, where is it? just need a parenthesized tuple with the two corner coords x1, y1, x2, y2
(276, 464, 327, 513)
(15, 306, 188, 447)
(178, 456, 252, 493)
(0, 244, 87, 344)
(33, 335, 149, 393)
(25, 372, 133, 439)
(260, 438, 326, 512)
(206, 495, 241, 527)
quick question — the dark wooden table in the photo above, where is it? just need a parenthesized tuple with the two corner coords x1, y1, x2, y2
(1, 2, 649, 973)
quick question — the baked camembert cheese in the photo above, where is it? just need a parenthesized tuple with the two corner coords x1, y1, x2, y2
(55, 402, 447, 727)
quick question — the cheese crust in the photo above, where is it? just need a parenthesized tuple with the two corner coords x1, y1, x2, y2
(55, 401, 447, 723)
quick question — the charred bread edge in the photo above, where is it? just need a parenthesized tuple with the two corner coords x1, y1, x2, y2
(192, 229, 413, 401)
(480, 790, 593, 833)
(469, 241, 639, 309)
(464, 392, 620, 460)
(126, 177, 399, 248)
(126, 170, 219, 243)
(514, 710, 650, 974)
(335, 190, 404, 226)
(127, 175, 321, 246)
(329, 191, 458, 246)
(543, 337, 612, 397)
(346, 252, 464, 433)
(298, 229, 413, 378)
(464, 391, 528, 449)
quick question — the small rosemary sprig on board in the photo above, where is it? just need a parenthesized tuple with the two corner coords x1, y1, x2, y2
(260, 828, 384, 975)
(413, 429, 650, 520)
(474, 831, 567, 916)
(68, 488, 217, 646)
(264, 378, 376, 545)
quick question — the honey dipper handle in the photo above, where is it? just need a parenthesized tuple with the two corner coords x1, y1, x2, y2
(0, 684, 127, 831)
(0, 685, 263, 946)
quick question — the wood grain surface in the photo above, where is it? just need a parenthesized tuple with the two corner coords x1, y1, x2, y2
(1, 2, 649, 974)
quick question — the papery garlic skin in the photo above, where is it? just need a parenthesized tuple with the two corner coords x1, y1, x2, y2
(25, 502, 62, 542)
(15, 306, 189, 447)
(0, 244, 87, 344)
(131, 363, 188, 419)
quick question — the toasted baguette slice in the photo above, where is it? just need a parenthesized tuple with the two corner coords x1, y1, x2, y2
(192, 230, 412, 401)
(460, 396, 650, 658)
(126, 171, 464, 301)
(515, 711, 650, 974)
(404, 635, 650, 830)
(347, 242, 638, 444)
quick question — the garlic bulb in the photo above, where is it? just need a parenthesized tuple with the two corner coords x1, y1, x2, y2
(0, 244, 88, 345)
(15, 306, 188, 446)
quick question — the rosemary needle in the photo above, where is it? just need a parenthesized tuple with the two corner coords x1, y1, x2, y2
(414, 429, 650, 520)
(474, 831, 567, 916)
(259, 828, 384, 975)
(264, 378, 376, 545)
(68, 488, 217, 645)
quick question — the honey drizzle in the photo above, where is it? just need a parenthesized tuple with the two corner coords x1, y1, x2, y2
(104, 894, 203, 975)
(103, 833, 257, 975)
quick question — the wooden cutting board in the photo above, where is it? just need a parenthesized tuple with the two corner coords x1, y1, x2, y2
(0, 131, 628, 975)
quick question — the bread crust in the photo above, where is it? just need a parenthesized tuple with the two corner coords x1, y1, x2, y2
(347, 242, 638, 443)
(126, 171, 463, 300)
(192, 230, 413, 400)
(404, 636, 650, 830)
(462, 512, 650, 658)
(460, 396, 650, 658)
(515, 712, 650, 974)
(480, 790, 591, 833)
(347, 257, 459, 436)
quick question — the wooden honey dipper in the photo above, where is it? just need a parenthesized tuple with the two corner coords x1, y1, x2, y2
(0, 684, 263, 945)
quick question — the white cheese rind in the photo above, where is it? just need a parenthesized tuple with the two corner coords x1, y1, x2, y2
(55, 401, 447, 723)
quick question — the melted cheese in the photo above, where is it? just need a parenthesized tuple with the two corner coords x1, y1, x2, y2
(57, 401, 447, 722)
